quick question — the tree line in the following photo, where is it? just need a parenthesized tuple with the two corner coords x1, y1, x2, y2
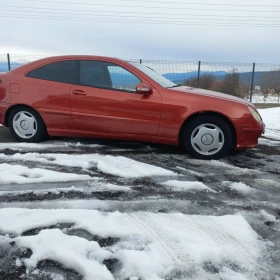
(184, 69, 280, 99)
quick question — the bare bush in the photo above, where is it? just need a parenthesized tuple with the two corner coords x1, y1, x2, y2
(259, 70, 280, 95)
(184, 74, 216, 90)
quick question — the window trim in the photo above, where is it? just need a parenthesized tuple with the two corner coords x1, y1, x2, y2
(25, 60, 79, 85)
(78, 60, 142, 93)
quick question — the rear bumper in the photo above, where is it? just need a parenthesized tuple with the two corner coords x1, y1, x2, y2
(233, 118, 264, 150)
(0, 101, 9, 126)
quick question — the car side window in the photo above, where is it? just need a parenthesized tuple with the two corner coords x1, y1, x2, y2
(26, 60, 77, 84)
(79, 60, 141, 92)
(107, 65, 140, 92)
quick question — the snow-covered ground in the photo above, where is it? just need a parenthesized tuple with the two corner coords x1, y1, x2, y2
(0, 153, 176, 178)
(0, 108, 280, 279)
(0, 163, 93, 184)
(0, 139, 279, 280)
(251, 94, 280, 103)
(259, 107, 280, 140)
(0, 209, 270, 280)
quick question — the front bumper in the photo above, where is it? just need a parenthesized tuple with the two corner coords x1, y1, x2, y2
(232, 118, 265, 150)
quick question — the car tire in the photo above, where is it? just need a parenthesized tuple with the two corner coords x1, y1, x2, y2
(183, 115, 233, 159)
(8, 106, 47, 143)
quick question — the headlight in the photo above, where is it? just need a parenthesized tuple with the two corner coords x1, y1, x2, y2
(248, 106, 262, 123)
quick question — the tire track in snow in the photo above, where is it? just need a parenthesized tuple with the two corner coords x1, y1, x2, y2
(189, 215, 261, 272)
(127, 213, 182, 264)
(129, 213, 263, 278)
(127, 213, 199, 274)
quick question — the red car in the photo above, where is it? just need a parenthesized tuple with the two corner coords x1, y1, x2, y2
(0, 55, 264, 159)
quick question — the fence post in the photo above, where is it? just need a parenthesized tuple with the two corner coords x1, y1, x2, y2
(196, 61, 201, 88)
(140, 59, 142, 64)
(250, 62, 255, 102)
(7, 53, 11, 71)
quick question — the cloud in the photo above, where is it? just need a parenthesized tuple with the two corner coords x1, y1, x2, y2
(0, 0, 279, 62)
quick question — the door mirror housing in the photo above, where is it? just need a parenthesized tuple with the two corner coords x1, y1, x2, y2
(136, 83, 153, 96)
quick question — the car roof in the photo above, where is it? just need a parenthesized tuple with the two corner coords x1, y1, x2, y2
(9, 55, 138, 74)
(34, 55, 124, 60)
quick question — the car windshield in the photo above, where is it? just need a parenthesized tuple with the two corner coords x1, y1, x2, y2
(129, 62, 177, 88)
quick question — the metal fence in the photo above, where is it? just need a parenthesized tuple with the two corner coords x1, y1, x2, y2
(1, 54, 280, 103)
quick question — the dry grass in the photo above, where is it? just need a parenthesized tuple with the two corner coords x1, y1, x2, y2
(254, 103, 280, 109)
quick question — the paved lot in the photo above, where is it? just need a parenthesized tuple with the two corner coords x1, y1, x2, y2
(0, 125, 279, 280)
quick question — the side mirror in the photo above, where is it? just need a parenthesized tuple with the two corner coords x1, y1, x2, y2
(136, 83, 153, 96)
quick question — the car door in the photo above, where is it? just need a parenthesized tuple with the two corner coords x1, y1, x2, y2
(24, 59, 77, 130)
(70, 60, 162, 135)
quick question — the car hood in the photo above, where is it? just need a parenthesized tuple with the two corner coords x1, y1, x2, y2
(169, 86, 253, 107)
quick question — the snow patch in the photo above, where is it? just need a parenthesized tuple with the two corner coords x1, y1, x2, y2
(0, 142, 67, 151)
(258, 137, 280, 147)
(0, 184, 131, 196)
(0, 163, 92, 184)
(224, 182, 254, 194)
(0, 153, 176, 178)
(259, 107, 280, 140)
(255, 179, 280, 188)
(115, 248, 172, 280)
(0, 186, 88, 196)
(260, 210, 278, 223)
(189, 159, 260, 174)
(99, 183, 132, 192)
(251, 94, 279, 103)
(73, 142, 104, 148)
(15, 259, 22, 267)
(16, 229, 114, 280)
(0, 208, 266, 280)
(162, 180, 216, 192)
(0, 199, 110, 211)
(0, 209, 138, 237)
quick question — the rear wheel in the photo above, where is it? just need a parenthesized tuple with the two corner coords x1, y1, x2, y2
(183, 115, 233, 159)
(8, 106, 47, 143)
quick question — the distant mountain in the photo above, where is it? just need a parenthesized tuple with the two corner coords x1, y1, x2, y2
(162, 71, 228, 84)
(0, 62, 25, 72)
(238, 72, 264, 85)
(163, 71, 268, 85)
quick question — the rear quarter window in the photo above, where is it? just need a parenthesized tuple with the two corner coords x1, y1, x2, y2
(26, 60, 77, 84)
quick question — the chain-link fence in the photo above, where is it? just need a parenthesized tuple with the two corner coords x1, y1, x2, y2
(253, 63, 280, 103)
(1, 54, 279, 103)
(198, 62, 254, 99)
(141, 60, 199, 83)
(9, 54, 48, 71)
(0, 54, 8, 72)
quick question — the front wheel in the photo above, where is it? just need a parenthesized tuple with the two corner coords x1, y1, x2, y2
(183, 115, 233, 159)
(8, 106, 47, 143)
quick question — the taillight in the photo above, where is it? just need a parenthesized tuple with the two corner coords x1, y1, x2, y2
(0, 77, 5, 100)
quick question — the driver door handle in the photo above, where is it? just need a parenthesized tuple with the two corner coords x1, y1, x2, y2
(72, 89, 87, 96)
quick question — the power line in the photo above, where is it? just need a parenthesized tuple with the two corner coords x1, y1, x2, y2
(1, 4, 280, 19)
(1, 13, 280, 27)
(3, 9, 280, 23)
(22, 0, 280, 13)
(121, 0, 280, 8)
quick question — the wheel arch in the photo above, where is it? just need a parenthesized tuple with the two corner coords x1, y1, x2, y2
(178, 111, 237, 148)
(4, 104, 43, 127)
